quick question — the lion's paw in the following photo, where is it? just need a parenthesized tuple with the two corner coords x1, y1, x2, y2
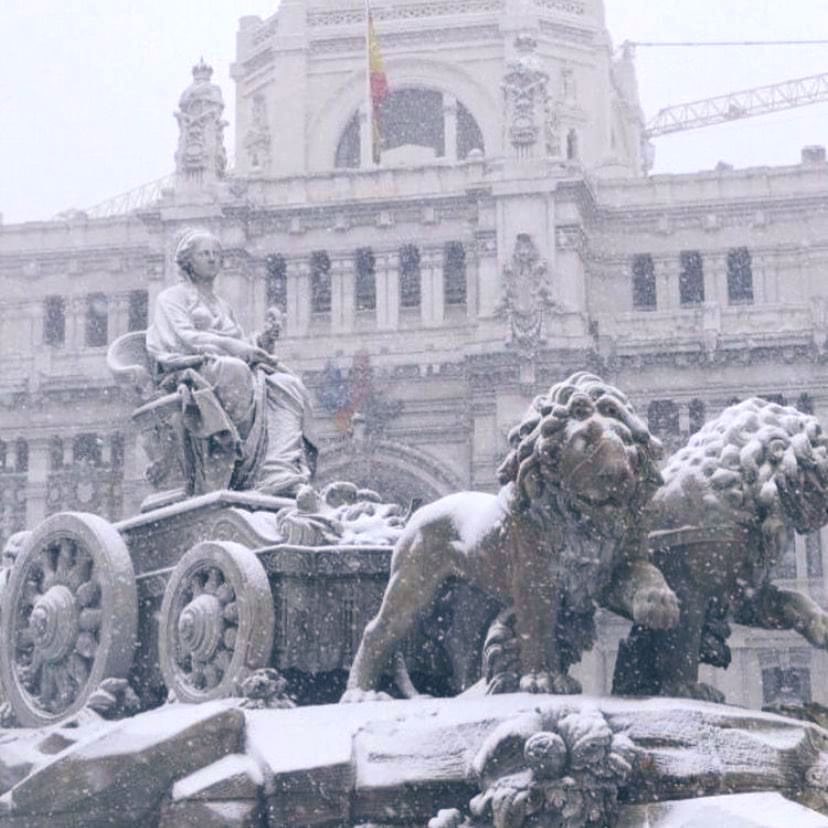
(519, 671, 581, 695)
(804, 612, 828, 648)
(632, 585, 680, 630)
(340, 688, 394, 704)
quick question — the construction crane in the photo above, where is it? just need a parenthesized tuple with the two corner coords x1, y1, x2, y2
(644, 71, 828, 140)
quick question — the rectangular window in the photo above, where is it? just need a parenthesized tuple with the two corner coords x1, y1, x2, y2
(679, 250, 704, 305)
(399, 245, 421, 309)
(772, 528, 798, 580)
(265, 254, 287, 311)
(444, 241, 467, 306)
(43, 296, 65, 346)
(727, 246, 754, 304)
(355, 247, 376, 312)
(128, 290, 149, 332)
(632, 254, 656, 309)
(85, 293, 109, 347)
(310, 251, 332, 314)
(73, 433, 102, 467)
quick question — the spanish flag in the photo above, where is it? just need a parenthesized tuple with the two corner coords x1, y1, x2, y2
(367, 3, 388, 164)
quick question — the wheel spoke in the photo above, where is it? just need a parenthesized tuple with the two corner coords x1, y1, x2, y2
(39, 664, 57, 704)
(78, 609, 102, 632)
(68, 653, 89, 689)
(76, 579, 100, 608)
(56, 539, 74, 582)
(223, 627, 237, 650)
(223, 601, 239, 623)
(76, 632, 97, 660)
(203, 664, 220, 689)
(22, 579, 41, 606)
(214, 649, 231, 672)
(15, 627, 35, 649)
(204, 568, 221, 595)
(54, 664, 75, 708)
(66, 554, 92, 591)
(215, 583, 235, 605)
(189, 575, 203, 597)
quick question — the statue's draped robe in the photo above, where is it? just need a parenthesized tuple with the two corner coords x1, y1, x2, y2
(147, 281, 317, 495)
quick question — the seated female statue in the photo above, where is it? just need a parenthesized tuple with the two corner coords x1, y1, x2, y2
(146, 228, 317, 497)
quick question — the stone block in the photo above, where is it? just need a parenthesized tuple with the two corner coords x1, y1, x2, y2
(160, 798, 263, 827)
(618, 792, 828, 827)
(172, 753, 264, 801)
(7, 701, 244, 820)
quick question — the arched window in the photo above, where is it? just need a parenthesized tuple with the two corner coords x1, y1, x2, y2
(335, 90, 485, 168)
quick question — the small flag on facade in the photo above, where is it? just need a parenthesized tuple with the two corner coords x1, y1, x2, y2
(367, 3, 388, 163)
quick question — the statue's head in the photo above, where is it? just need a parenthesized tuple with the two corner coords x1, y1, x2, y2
(498, 372, 663, 531)
(175, 228, 223, 284)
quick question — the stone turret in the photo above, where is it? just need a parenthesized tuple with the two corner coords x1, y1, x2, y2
(174, 59, 228, 192)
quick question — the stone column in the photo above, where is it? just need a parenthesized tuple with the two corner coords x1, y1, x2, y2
(475, 235, 499, 318)
(377, 250, 400, 331)
(661, 257, 679, 310)
(422, 248, 445, 326)
(339, 256, 356, 333)
(69, 296, 86, 350)
(443, 94, 458, 162)
(25, 437, 52, 528)
(286, 259, 310, 337)
(110, 293, 131, 340)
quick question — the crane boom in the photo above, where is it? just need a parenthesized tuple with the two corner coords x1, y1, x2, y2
(644, 71, 828, 139)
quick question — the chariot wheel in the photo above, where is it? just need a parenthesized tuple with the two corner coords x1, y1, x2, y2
(159, 541, 274, 704)
(0, 512, 138, 727)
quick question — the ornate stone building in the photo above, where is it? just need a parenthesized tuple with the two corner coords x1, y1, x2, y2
(2, 0, 828, 707)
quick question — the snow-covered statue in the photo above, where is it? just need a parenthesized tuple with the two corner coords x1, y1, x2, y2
(614, 398, 828, 702)
(342, 372, 679, 702)
(174, 58, 227, 186)
(146, 228, 317, 496)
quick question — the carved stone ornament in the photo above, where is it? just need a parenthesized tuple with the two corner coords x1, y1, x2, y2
(496, 233, 559, 356)
(244, 93, 272, 173)
(174, 59, 228, 183)
(429, 706, 636, 828)
(502, 34, 549, 159)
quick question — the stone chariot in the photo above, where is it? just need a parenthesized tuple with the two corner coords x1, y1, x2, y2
(0, 331, 394, 727)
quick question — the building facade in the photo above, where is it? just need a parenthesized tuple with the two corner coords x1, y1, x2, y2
(2, 0, 828, 707)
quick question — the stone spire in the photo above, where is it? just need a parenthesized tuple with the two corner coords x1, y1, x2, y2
(174, 59, 228, 189)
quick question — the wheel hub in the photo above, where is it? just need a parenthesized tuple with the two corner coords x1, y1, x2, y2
(178, 594, 223, 662)
(29, 585, 79, 662)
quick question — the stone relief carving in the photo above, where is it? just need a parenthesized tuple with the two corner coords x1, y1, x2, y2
(502, 35, 549, 158)
(244, 93, 271, 173)
(307, 1, 503, 27)
(430, 707, 635, 828)
(174, 60, 228, 184)
(496, 233, 559, 357)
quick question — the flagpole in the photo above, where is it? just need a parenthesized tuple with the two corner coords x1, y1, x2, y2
(365, 0, 373, 167)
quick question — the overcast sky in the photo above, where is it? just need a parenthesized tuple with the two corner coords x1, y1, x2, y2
(1, 1, 826, 224)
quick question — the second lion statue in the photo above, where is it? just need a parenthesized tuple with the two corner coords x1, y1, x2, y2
(342, 372, 680, 702)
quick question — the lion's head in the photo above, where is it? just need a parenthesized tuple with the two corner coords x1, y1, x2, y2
(657, 398, 828, 559)
(497, 372, 663, 536)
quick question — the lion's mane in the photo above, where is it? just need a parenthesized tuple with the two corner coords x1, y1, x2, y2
(659, 398, 828, 564)
(496, 371, 664, 524)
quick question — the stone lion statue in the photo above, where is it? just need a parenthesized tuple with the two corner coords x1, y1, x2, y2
(613, 398, 828, 702)
(342, 372, 680, 702)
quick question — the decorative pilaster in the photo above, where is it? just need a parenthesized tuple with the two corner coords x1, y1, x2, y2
(443, 95, 458, 162)
(502, 34, 549, 161)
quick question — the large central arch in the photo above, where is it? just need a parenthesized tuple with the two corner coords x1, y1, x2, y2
(307, 55, 500, 171)
(316, 439, 466, 507)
